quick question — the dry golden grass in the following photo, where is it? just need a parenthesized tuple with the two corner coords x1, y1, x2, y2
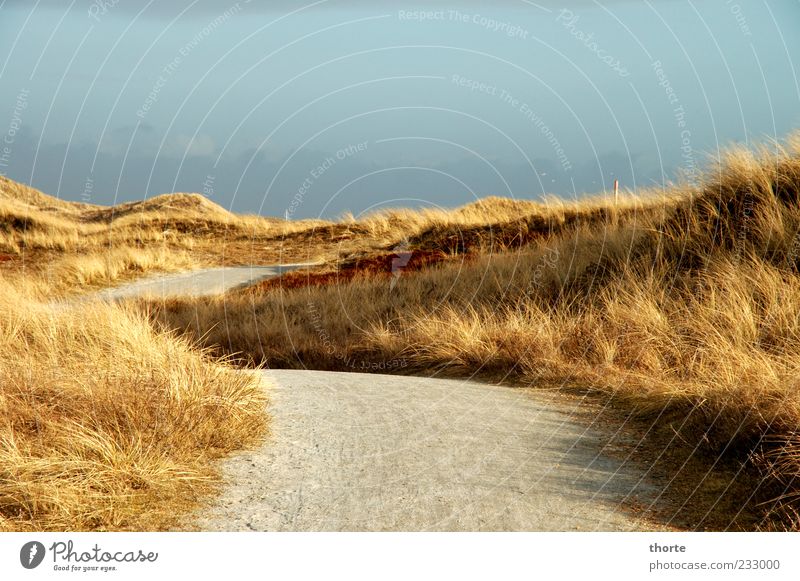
(0, 159, 686, 531)
(0, 177, 329, 294)
(0, 176, 315, 254)
(5, 173, 648, 530)
(0, 279, 267, 531)
(0, 180, 280, 531)
(148, 134, 800, 529)
(7, 134, 800, 529)
(0, 174, 669, 296)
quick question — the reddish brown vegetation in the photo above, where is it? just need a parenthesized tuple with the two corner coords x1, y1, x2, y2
(248, 249, 453, 293)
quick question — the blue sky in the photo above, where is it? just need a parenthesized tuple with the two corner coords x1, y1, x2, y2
(0, 0, 798, 218)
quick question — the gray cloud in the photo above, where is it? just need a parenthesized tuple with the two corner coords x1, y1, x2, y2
(4, 125, 654, 219)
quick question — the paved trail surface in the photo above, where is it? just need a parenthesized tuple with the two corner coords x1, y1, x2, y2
(192, 370, 666, 531)
(96, 264, 314, 300)
(99, 267, 667, 531)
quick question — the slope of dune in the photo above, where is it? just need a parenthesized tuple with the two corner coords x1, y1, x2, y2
(81, 192, 234, 223)
(0, 175, 98, 214)
(150, 134, 800, 530)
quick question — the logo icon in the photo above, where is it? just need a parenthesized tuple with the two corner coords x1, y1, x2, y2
(20, 541, 46, 569)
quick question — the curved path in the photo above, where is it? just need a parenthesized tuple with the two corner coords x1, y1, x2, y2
(99, 267, 668, 531)
(96, 264, 316, 300)
(193, 370, 667, 531)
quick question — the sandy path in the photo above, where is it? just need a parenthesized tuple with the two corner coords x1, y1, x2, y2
(192, 370, 666, 531)
(95, 267, 667, 531)
(95, 264, 315, 300)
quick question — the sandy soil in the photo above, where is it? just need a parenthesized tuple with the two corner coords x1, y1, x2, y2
(96, 264, 317, 299)
(191, 370, 669, 531)
(95, 266, 670, 531)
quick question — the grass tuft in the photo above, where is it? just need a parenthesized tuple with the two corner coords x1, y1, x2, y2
(149, 133, 800, 528)
(0, 280, 267, 531)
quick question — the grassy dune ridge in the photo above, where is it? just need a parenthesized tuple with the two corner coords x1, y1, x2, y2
(4, 135, 800, 530)
(151, 136, 800, 528)
(0, 177, 327, 294)
(0, 180, 278, 530)
(0, 175, 664, 295)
